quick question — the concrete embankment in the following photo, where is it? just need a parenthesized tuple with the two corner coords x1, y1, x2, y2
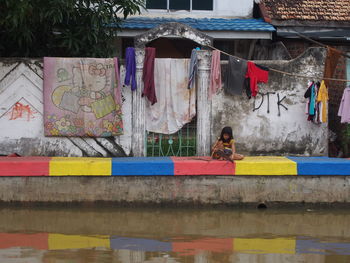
(1, 176, 350, 207)
(0, 156, 350, 206)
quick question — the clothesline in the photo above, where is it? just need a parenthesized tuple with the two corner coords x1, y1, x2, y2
(205, 44, 350, 83)
(293, 32, 350, 60)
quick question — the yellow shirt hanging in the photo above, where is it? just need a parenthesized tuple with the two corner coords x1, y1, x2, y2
(316, 80, 329, 123)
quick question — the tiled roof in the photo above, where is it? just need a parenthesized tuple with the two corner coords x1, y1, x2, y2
(261, 0, 350, 22)
(113, 17, 275, 32)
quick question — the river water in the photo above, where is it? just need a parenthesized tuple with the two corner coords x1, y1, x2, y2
(1, 207, 350, 262)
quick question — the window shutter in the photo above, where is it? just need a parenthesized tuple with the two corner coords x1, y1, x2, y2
(146, 0, 167, 9)
(169, 0, 190, 10)
(192, 0, 213, 10)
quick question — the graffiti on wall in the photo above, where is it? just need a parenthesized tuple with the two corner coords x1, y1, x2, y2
(253, 92, 288, 116)
(8, 102, 36, 121)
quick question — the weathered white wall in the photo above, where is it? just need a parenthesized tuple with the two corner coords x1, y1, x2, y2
(0, 59, 132, 157)
(212, 47, 328, 156)
(0, 48, 328, 157)
(138, 0, 254, 18)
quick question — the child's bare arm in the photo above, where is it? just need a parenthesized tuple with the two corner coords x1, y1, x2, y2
(211, 137, 221, 151)
(212, 142, 221, 152)
(231, 141, 236, 154)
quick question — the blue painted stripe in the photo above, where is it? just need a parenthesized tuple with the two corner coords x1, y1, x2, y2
(288, 157, 350, 176)
(112, 157, 174, 176)
(110, 236, 172, 252)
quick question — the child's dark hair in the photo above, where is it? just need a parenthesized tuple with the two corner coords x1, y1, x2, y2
(220, 126, 233, 143)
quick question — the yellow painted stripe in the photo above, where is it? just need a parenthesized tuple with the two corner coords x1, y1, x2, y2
(50, 157, 111, 176)
(48, 234, 110, 250)
(235, 156, 297, 176)
(234, 238, 296, 254)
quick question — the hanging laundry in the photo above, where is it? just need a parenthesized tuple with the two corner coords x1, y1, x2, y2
(314, 82, 321, 123)
(124, 47, 137, 91)
(43, 57, 123, 137)
(209, 50, 222, 98)
(309, 82, 316, 116)
(225, 56, 247, 96)
(338, 87, 350, 123)
(324, 46, 342, 87)
(146, 59, 196, 134)
(316, 80, 329, 123)
(245, 62, 269, 98)
(188, 49, 198, 89)
(305, 81, 324, 123)
(304, 81, 316, 121)
(142, 47, 157, 105)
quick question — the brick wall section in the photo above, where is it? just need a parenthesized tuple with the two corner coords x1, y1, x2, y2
(282, 40, 348, 155)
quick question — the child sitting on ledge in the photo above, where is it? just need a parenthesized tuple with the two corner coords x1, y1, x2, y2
(211, 126, 244, 161)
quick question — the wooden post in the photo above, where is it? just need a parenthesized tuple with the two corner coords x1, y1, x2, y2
(132, 48, 146, 157)
(196, 50, 212, 156)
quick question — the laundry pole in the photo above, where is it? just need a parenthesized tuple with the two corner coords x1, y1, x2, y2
(132, 47, 146, 157)
(196, 50, 212, 156)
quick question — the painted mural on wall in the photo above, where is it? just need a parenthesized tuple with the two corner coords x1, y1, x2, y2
(43, 57, 123, 137)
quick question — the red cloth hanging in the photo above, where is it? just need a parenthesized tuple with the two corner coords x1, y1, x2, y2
(245, 61, 269, 97)
(142, 47, 157, 105)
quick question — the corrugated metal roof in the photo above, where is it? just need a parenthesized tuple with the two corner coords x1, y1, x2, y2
(112, 17, 275, 32)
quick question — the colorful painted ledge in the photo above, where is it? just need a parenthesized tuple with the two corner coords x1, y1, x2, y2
(1, 156, 350, 176)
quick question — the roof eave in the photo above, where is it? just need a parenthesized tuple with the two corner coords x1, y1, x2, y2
(269, 19, 350, 28)
(116, 29, 273, 40)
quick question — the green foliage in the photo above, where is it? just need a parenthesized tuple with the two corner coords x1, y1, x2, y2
(0, 0, 145, 57)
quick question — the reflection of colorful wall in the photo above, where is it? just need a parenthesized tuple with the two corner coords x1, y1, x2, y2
(48, 234, 110, 250)
(0, 233, 48, 250)
(1, 233, 350, 256)
(234, 238, 296, 254)
(172, 238, 233, 256)
(110, 236, 171, 252)
(0, 233, 345, 257)
(296, 239, 350, 255)
(3, 156, 350, 176)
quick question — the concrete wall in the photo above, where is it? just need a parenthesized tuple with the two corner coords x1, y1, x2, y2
(212, 47, 328, 156)
(0, 59, 132, 157)
(0, 176, 350, 206)
(139, 0, 254, 18)
(0, 48, 328, 157)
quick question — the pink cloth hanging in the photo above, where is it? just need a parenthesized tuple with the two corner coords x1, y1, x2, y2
(209, 50, 222, 99)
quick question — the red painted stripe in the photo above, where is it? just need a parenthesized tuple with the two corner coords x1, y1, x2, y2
(0, 233, 49, 250)
(172, 237, 233, 256)
(172, 157, 235, 176)
(0, 157, 51, 176)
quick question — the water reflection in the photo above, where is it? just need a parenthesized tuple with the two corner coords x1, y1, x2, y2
(0, 208, 350, 262)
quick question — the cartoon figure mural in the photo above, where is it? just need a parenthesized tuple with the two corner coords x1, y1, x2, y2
(43, 57, 123, 137)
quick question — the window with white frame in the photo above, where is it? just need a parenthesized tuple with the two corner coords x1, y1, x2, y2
(146, 0, 213, 11)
